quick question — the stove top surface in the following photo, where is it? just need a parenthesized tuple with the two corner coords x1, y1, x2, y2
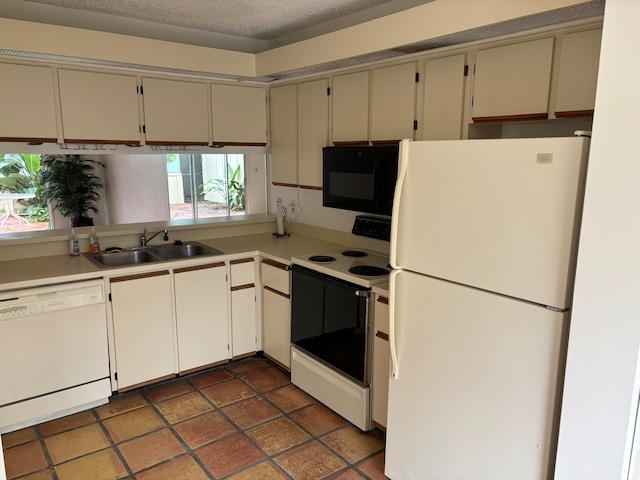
(291, 249, 390, 287)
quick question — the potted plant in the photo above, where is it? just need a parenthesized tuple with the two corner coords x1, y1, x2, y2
(38, 154, 105, 227)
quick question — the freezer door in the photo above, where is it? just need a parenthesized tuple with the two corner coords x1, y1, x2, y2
(391, 137, 589, 309)
(385, 269, 566, 479)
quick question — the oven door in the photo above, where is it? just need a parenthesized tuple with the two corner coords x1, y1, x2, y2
(290, 264, 370, 385)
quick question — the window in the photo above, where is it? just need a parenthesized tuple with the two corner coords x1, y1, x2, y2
(167, 154, 246, 220)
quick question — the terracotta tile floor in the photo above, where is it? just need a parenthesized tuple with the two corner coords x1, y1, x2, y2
(2, 357, 388, 479)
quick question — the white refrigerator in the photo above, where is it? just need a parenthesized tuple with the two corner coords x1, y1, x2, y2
(385, 135, 590, 479)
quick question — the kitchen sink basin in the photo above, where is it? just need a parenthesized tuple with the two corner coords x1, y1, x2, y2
(88, 250, 158, 267)
(84, 241, 224, 268)
(152, 243, 224, 259)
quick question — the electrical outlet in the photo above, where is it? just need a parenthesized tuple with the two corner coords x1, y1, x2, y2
(289, 201, 297, 214)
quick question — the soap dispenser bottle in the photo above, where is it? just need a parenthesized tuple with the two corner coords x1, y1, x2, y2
(70, 229, 80, 257)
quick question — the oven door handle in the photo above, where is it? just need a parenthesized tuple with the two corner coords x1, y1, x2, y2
(355, 291, 370, 298)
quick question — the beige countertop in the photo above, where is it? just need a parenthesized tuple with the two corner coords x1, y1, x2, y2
(0, 233, 346, 292)
(373, 282, 390, 296)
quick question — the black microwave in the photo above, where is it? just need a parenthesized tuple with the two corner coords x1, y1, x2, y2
(322, 145, 399, 216)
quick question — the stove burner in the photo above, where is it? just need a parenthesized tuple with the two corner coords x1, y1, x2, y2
(308, 255, 336, 263)
(348, 265, 389, 277)
(341, 250, 368, 258)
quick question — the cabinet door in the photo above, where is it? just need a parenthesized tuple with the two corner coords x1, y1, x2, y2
(231, 286, 256, 358)
(332, 71, 370, 144)
(142, 77, 209, 145)
(58, 69, 140, 144)
(230, 259, 256, 358)
(472, 37, 554, 122)
(422, 54, 467, 140)
(554, 28, 602, 117)
(371, 63, 417, 143)
(0, 63, 58, 143)
(174, 263, 229, 373)
(269, 84, 298, 186)
(110, 271, 174, 390)
(372, 295, 390, 428)
(298, 79, 329, 189)
(263, 287, 291, 370)
(211, 84, 267, 145)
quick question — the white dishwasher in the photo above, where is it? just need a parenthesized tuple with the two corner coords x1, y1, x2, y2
(0, 279, 111, 433)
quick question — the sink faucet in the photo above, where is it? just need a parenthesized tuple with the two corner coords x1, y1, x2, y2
(141, 228, 169, 247)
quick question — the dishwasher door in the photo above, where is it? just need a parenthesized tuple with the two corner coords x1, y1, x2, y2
(0, 279, 111, 432)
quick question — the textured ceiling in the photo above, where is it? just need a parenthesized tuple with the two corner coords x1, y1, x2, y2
(8, 0, 433, 49)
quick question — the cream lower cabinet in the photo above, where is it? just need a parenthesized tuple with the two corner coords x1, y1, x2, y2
(109, 271, 175, 391)
(261, 259, 291, 370)
(230, 258, 257, 358)
(174, 262, 229, 374)
(372, 294, 390, 429)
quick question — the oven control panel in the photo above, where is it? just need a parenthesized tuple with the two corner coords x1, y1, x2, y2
(352, 215, 391, 241)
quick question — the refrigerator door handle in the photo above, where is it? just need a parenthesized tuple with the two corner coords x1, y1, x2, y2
(389, 269, 400, 379)
(389, 139, 411, 270)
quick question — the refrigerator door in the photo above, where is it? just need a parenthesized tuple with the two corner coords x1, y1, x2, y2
(386, 269, 566, 479)
(390, 137, 589, 309)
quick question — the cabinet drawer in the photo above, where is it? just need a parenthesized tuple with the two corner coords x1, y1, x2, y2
(230, 258, 255, 287)
(261, 259, 290, 295)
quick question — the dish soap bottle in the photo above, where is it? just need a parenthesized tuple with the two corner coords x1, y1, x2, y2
(89, 227, 101, 256)
(70, 229, 80, 257)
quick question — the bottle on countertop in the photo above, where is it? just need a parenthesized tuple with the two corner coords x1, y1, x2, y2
(69, 229, 80, 257)
(89, 227, 101, 256)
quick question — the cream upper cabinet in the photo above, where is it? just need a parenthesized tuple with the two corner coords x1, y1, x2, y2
(297, 79, 329, 189)
(58, 69, 140, 144)
(0, 63, 58, 143)
(211, 84, 267, 145)
(141, 77, 209, 145)
(472, 37, 554, 122)
(332, 71, 370, 144)
(422, 54, 467, 140)
(554, 28, 602, 117)
(269, 84, 298, 186)
(371, 62, 417, 143)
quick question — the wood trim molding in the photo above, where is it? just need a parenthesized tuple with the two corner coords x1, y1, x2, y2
(272, 182, 298, 188)
(117, 373, 175, 392)
(174, 262, 225, 274)
(230, 258, 254, 265)
(110, 270, 169, 283)
(263, 353, 290, 372)
(299, 185, 323, 191)
(231, 283, 254, 291)
(377, 296, 389, 304)
(262, 258, 289, 270)
(232, 351, 256, 361)
(64, 138, 141, 145)
(472, 113, 548, 123)
(0, 137, 58, 144)
(376, 331, 390, 341)
(554, 109, 595, 119)
(264, 285, 290, 299)
(371, 140, 401, 146)
(212, 142, 267, 147)
(372, 420, 387, 432)
(145, 140, 209, 146)
(179, 359, 229, 376)
(333, 141, 369, 146)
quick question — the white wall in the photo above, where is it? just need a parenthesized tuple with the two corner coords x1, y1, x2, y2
(555, 1, 640, 478)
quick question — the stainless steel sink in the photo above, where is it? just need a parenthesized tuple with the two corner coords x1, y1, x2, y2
(84, 241, 224, 268)
(152, 243, 224, 259)
(87, 250, 158, 267)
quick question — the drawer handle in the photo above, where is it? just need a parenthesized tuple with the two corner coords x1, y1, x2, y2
(376, 331, 389, 342)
